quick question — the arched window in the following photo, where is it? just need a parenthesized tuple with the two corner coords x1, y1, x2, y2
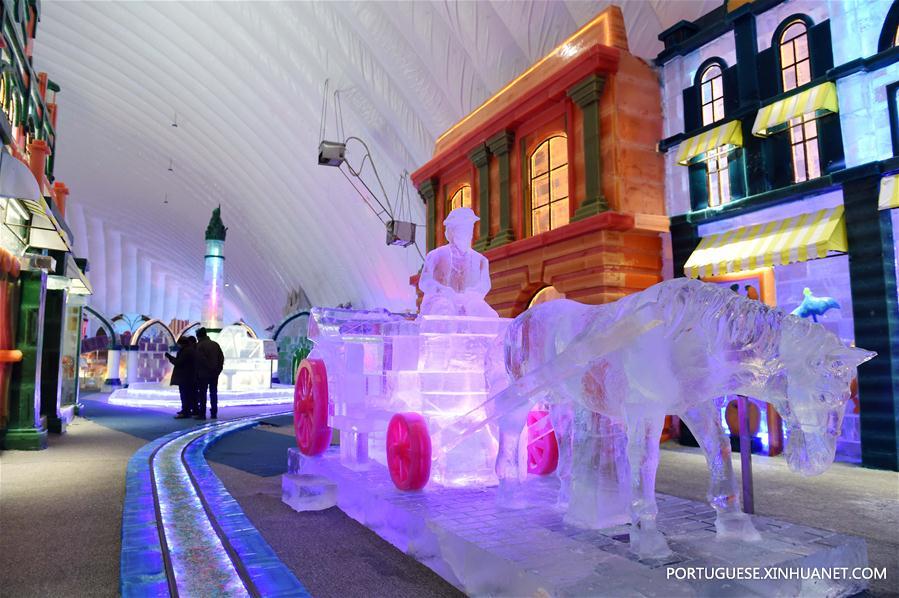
(1, 73, 18, 132)
(700, 64, 725, 126)
(878, 1, 899, 52)
(528, 285, 565, 307)
(529, 135, 568, 235)
(447, 185, 471, 213)
(780, 21, 811, 92)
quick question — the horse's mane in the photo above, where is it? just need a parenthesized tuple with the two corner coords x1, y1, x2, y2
(503, 279, 836, 378)
(653, 279, 792, 360)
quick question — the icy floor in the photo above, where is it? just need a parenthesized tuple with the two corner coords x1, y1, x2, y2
(286, 448, 868, 597)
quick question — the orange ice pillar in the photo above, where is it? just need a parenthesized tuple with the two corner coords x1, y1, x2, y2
(52, 181, 69, 217)
(27, 139, 49, 191)
(37, 72, 48, 100)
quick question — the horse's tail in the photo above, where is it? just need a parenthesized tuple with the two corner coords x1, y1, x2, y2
(503, 311, 526, 380)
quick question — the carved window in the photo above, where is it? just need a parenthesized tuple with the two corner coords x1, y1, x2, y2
(779, 22, 819, 182)
(788, 113, 821, 183)
(447, 185, 471, 213)
(700, 64, 725, 126)
(529, 135, 568, 235)
(706, 146, 731, 207)
(1, 74, 18, 132)
(780, 21, 811, 92)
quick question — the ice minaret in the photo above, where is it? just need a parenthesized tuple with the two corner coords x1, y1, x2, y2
(202, 206, 227, 331)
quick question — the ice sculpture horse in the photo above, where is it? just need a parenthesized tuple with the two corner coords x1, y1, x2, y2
(491, 278, 875, 558)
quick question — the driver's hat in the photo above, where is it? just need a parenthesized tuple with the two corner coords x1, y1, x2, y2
(443, 206, 479, 227)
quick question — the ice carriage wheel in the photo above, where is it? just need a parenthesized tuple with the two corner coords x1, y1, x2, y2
(386, 413, 431, 491)
(526, 409, 559, 475)
(294, 358, 332, 456)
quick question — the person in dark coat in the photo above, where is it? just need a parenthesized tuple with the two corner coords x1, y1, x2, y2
(195, 328, 225, 420)
(166, 336, 198, 419)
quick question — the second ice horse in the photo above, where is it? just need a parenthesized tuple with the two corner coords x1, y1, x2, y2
(489, 278, 875, 558)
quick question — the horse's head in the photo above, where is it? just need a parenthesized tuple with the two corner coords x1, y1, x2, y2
(770, 318, 875, 475)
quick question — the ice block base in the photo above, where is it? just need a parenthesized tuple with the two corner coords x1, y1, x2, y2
(281, 473, 338, 512)
(285, 448, 868, 597)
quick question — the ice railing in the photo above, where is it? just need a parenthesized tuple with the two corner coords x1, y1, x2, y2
(308, 307, 418, 342)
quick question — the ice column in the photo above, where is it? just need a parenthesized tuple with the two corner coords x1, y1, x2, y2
(104, 347, 122, 389)
(202, 207, 227, 331)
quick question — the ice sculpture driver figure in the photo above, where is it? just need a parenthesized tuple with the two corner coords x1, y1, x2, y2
(419, 207, 498, 318)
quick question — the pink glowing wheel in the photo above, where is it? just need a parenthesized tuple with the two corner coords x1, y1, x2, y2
(526, 409, 559, 475)
(386, 413, 431, 491)
(294, 358, 332, 456)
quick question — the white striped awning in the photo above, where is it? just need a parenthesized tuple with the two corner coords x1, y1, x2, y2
(675, 120, 743, 166)
(684, 205, 847, 279)
(752, 82, 839, 137)
(879, 174, 899, 210)
(18, 195, 73, 252)
(0, 150, 71, 252)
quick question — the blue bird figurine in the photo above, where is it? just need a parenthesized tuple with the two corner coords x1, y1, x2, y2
(791, 287, 840, 322)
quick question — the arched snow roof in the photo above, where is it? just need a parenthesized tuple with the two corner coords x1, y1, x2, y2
(34, 1, 717, 330)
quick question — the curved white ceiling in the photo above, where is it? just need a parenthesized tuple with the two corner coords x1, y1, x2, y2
(34, 0, 716, 331)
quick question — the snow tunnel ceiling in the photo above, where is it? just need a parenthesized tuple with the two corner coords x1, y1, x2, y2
(35, 0, 717, 330)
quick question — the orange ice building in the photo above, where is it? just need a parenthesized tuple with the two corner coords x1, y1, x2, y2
(411, 6, 668, 317)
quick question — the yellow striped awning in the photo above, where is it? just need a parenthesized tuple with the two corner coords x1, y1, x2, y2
(752, 82, 839, 137)
(675, 120, 743, 165)
(878, 174, 899, 210)
(684, 205, 847, 278)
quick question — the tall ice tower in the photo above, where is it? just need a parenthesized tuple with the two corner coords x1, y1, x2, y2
(202, 206, 227, 331)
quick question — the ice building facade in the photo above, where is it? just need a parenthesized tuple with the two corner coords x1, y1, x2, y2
(658, 0, 899, 471)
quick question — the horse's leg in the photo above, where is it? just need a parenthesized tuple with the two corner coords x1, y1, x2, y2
(565, 409, 630, 528)
(550, 401, 574, 509)
(494, 394, 535, 508)
(679, 401, 761, 541)
(626, 411, 671, 558)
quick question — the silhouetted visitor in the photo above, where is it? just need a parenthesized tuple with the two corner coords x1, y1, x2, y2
(195, 328, 225, 420)
(166, 336, 198, 419)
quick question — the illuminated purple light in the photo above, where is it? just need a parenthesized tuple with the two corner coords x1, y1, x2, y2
(203, 239, 225, 329)
(109, 387, 294, 408)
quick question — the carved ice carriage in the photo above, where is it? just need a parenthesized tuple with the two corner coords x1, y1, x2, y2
(292, 306, 559, 491)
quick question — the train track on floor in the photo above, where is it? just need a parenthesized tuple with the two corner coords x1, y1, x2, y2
(120, 411, 309, 597)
